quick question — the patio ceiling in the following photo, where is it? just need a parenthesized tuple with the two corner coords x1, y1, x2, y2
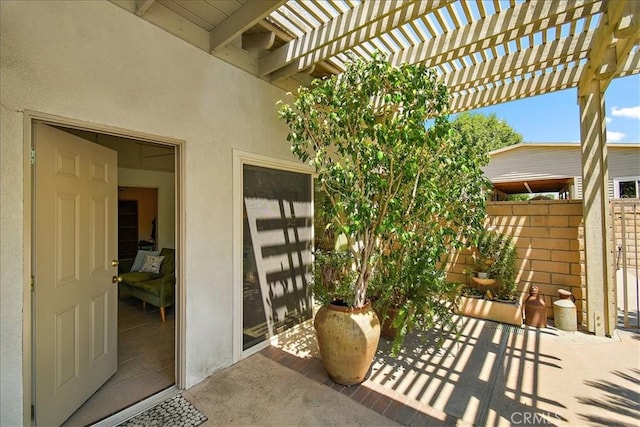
(113, 0, 639, 113)
(492, 178, 572, 194)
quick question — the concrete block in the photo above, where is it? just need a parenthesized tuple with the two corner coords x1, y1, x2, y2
(549, 227, 579, 239)
(568, 216, 583, 227)
(531, 260, 570, 274)
(531, 238, 570, 250)
(550, 273, 582, 287)
(519, 248, 551, 261)
(570, 263, 584, 276)
(551, 249, 580, 263)
(513, 226, 550, 238)
(522, 270, 551, 284)
(530, 216, 550, 227)
(549, 202, 583, 215)
(513, 204, 549, 216)
(486, 204, 513, 216)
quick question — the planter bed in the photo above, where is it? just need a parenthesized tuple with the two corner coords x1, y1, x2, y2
(457, 296, 523, 326)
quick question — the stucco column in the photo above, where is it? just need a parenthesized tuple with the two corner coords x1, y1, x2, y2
(578, 78, 615, 336)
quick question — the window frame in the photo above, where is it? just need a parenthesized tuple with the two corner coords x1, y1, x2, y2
(613, 176, 640, 198)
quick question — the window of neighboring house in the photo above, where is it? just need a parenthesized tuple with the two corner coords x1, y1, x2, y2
(613, 177, 640, 198)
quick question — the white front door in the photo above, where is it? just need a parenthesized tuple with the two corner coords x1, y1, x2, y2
(34, 123, 118, 426)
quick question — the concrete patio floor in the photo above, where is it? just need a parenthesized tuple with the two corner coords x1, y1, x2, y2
(181, 316, 639, 426)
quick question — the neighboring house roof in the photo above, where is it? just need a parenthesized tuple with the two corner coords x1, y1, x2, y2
(489, 142, 640, 155)
(484, 142, 640, 195)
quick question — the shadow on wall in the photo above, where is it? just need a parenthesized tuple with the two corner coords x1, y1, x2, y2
(446, 200, 586, 325)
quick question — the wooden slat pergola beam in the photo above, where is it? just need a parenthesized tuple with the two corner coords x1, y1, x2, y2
(259, 0, 453, 78)
(209, 0, 286, 52)
(579, 0, 640, 90)
(616, 48, 640, 77)
(135, 0, 154, 17)
(390, 0, 605, 70)
(449, 48, 639, 114)
(444, 30, 595, 93)
(450, 63, 585, 113)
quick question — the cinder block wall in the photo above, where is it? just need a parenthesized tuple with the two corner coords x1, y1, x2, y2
(446, 200, 585, 324)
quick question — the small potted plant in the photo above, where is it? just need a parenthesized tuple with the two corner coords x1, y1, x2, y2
(457, 230, 522, 325)
(471, 229, 518, 301)
(458, 283, 484, 299)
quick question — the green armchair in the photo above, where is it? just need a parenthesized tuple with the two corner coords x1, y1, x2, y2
(118, 248, 176, 322)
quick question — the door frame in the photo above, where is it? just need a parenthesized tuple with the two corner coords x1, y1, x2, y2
(23, 110, 186, 424)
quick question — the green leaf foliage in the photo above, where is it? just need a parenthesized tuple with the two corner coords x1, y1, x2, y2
(473, 229, 518, 299)
(279, 52, 492, 354)
(450, 112, 522, 153)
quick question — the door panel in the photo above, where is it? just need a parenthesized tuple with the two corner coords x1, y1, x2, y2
(34, 123, 118, 426)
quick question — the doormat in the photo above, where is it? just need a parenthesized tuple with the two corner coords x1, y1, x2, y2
(118, 394, 207, 427)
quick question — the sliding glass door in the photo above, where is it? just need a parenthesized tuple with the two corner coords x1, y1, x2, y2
(242, 164, 313, 350)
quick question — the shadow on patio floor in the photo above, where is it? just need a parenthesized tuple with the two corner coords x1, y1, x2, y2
(261, 315, 640, 426)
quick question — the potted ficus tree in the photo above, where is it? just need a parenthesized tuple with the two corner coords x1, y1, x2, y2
(278, 53, 490, 384)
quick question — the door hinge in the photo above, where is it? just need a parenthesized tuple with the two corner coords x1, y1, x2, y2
(31, 404, 35, 421)
(31, 275, 34, 292)
(30, 148, 36, 165)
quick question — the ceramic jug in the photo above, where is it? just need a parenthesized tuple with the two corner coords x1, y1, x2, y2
(524, 286, 547, 328)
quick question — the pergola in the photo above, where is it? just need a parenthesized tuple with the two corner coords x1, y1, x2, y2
(114, 0, 640, 336)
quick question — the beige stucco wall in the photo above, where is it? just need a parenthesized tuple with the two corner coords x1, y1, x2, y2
(0, 1, 296, 423)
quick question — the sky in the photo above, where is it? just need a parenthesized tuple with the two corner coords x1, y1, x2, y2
(461, 73, 640, 144)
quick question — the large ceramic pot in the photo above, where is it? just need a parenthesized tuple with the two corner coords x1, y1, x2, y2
(314, 301, 380, 386)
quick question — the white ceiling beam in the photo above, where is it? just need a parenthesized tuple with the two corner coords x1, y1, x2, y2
(390, 0, 604, 69)
(450, 64, 585, 113)
(209, 0, 286, 52)
(257, 19, 293, 42)
(450, 43, 640, 113)
(444, 30, 595, 92)
(242, 32, 276, 51)
(260, 0, 453, 78)
(135, 0, 154, 16)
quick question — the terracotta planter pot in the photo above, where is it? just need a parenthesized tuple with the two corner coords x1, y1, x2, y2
(313, 301, 380, 386)
(376, 306, 401, 340)
(457, 296, 523, 326)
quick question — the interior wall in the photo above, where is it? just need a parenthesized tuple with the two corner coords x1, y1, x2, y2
(0, 1, 296, 423)
(118, 186, 159, 246)
(119, 169, 174, 249)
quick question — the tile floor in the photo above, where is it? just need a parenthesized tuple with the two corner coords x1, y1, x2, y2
(62, 296, 175, 426)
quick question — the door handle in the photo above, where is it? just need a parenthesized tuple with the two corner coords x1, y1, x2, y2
(112, 276, 123, 284)
(111, 260, 119, 267)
